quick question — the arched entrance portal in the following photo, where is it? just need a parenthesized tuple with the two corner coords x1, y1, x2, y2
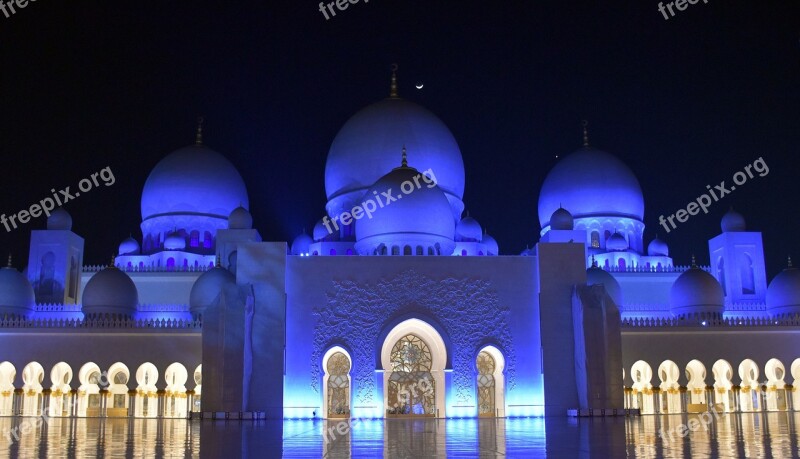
(476, 346, 506, 417)
(381, 319, 447, 418)
(322, 349, 351, 419)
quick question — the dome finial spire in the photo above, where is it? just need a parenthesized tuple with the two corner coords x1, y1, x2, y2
(6, 254, 11, 268)
(582, 120, 590, 148)
(215, 254, 221, 268)
(390, 64, 399, 98)
(788, 256, 793, 269)
(110, 254, 116, 268)
(401, 145, 408, 167)
(195, 116, 204, 145)
(691, 254, 697, 269)
(591, 254, 598, 268)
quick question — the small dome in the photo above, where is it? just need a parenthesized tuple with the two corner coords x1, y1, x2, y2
(354, 164, 455, 256)
(291, 233, 313, 255)
(587, 265, 623, 305)
(190, 266, 235, 314)
(482, 233, 499, 256)
(520, 247, 534, 256)
(647, 236, 669, 257)
(313, 219, 335, 242)
(721, 208, 746, 232)
(47, 208, 72, 231)
(550, 207, 574, 230)
(0, 265, 35, 317)
(228, 206, 253, 229)
(82, 266, 138, 316)
(669, 267, 724, 317)
(766, 263, 800, 316)
(606, 232, 628, 252)
(456, 216, 483, 242)
(118, 237, 140, 256)
(164, 232, 186, 250)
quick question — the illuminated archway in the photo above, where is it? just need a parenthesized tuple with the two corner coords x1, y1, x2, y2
(107, 362, 130, 417)
(712, 359, 734, 412)
(0, 362, 14, 416)
(21, 362, 44, 416)
(164, 363, 188, 418)
(685, 359, 707, 408)
(135, 363, 159, 418)
(764, 358, 787, 411)
(630, 360, 654, 414)
(476, 346, 505, 417)
(322, 347, 351, 419)
(77, 362, 102, 417)
(49, 362, 72, 417)
(381, 319, 446, 418)
(738, 359, 760, 412)
(657, 360, 681, 413)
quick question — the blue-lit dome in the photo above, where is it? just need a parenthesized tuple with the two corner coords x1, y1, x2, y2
(291, 233, 313, 255)
(228, 206, 252, 230)
(164, 232, 186, 250)
(550, 207, 574, 230)
(766, 264, 800, 317)
(313, 219, 333, 242)
(190, 266, 235, 315)
(587, 265, 623, 305)
(355, 164, 455, 256)
(647, 236, 669, 257)
(538, 148, 644, 228)
(669, 267, 724, 317)
(606, 232, 628, 252)
(0, 265, 35, 317)
(82, 267, 138, 316)
(325, 97, 465, 221)
(47, 208, 72, 231)
(456, 216, 483, 242)
(140, 143, 249, 252)
(118, 236, 140, 256)
(482, 233, 499, 256)
(721, 208, 746, 232)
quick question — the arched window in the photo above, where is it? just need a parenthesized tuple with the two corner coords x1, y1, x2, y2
(392, 246, 400, 256)
(203, 231, 213, 249)
(68, 256, 78, 299)
(477, 352, 496, 417)
(590, 231, 600, 248)
(404, 245, 412, 256)
(166, 258, 175, 271)
(717, 257, 726, 295)
(330, 249, 337, 256)
(461, 249, 467, 256)
(416, 246, 423, 256)
(346, 249, 353, 256)
(618, 258, 626, 270)
(326, 352, 351, 418)
(428, 247, 434, 255)
(190, 231, 200, 248)
(740, 253, 755, 294)
(387, 334, 435, 416)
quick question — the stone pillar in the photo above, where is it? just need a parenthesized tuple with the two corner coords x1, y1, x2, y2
(705, 385, 714, 410)
(70, 389, 78, 417)
(99, 389, 108, 417)
(786, 384, 794, 411)
(652, 388, 661, 414)
(186, 390, 195, 419)
(41, 389, 51, 417)
(732, 385, 741, 412)
(13, 388, 23, 415)
(157, 390, 166, 418)
(679, 386, 687, 414)
(128, 389, 137, 418)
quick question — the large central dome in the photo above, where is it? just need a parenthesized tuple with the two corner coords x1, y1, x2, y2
(538, 147, 644, 228)
(325, 97, 465, 220)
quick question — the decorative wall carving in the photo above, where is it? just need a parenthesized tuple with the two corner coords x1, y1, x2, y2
(311, 270, 516, 406)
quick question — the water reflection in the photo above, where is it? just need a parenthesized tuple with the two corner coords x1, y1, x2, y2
(0, 413, 797, 457)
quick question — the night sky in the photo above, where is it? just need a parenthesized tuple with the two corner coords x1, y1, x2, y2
(0, 1, 797, 279)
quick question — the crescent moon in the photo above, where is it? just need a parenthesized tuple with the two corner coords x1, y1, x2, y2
(416, 84, 424, 89)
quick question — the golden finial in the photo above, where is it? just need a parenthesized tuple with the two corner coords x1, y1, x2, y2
(691, 254, 697, 268)
(591, 255, 598, 268)
(401, 145, 408, 167)
(215, 254, 221, 268)
(6, 254, 11, 268)
(788, 256, 793, 269)
(195, 117, 204, 145)
(390, 64, 399, 98)
(582, 120, 589, 148)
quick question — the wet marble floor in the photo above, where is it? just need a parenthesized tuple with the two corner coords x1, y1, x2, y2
(0, 412, 798, 458)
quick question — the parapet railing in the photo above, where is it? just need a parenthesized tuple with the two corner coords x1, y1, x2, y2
(0, 317, 202, 329)
(82, 264, 212, 273)
(622, 316, 800, 328)
(602, 264, 710, 274)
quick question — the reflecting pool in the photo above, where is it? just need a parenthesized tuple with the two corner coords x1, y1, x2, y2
(0, 412, 798, 457)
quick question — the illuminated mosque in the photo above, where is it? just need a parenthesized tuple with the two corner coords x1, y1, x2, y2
(0, 72, 798, 426)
